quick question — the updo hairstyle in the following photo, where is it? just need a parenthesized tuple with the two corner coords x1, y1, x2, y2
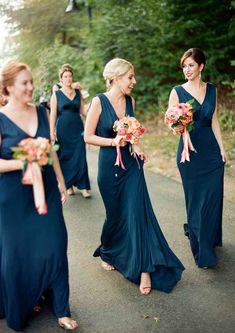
(103, 58, 133, 89)
(59, 64, 74, 80)
(180, 48, 206, 70)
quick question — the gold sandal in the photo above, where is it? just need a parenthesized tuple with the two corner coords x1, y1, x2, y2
(67, 188, 75, 196)
(79, 189, 91, 198)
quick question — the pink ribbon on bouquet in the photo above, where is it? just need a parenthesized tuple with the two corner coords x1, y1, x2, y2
(180, 129, 197, 163)
(115, 145, 126, 170)
(22, 162, 48, 215)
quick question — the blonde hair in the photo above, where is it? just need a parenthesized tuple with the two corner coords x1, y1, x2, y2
(0, 62, 30, 96)
(103, 58, 133, 89)
(59, 63, 73, 80)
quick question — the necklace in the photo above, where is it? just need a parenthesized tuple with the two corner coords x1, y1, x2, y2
(62, 88, 75, 97)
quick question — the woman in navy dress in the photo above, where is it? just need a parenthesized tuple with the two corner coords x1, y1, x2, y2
(84, 58, 184, 295)
(0, 62, 78, 331)
(168, 48, 226, 268)
(50, 64, 90, 198)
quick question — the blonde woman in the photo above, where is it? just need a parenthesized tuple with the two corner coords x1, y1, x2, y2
(50, 64, 90, 197)
(84, 58, 184, 295)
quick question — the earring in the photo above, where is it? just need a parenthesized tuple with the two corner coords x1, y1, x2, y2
(199, 72, 201, 81)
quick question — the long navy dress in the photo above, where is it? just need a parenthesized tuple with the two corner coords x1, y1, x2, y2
(0, 106, 70, 331)
(55, 89, 90, 190)
(174, 83, 225, 268)
(94, 94, 184, 293)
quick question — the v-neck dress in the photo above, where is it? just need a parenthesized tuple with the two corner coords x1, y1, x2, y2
(0, 106, 71, 331)
(93, 93, 184, 292)
(174, 83, 225, 268)
(55, 89, 90, 190)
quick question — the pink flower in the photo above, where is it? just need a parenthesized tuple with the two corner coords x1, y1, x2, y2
(164, 100, 196, 163)
(113, 116, 146, 145)
(11, 137, 55, 165)
(118, 128, 127, 136)
(112, 116, 146, 169)
(165, 101, 194, 132)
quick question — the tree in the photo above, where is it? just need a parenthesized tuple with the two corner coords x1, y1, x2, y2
(1, 0, 234, 113)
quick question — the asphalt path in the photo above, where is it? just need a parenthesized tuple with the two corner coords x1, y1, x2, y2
(1, 149, 234, 333)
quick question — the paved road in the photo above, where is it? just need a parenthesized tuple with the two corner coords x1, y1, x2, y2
(1, 149, 235, 333)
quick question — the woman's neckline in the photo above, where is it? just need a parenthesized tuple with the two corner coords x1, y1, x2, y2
(102, 93, 128, 120)
(0, 106, 39, 138)
(60, 88, 77, 101)
(180, 83, 209, 106)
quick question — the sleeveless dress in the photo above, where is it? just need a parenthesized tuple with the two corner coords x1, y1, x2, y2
(55, 89, 90, 190)
(0, 106, 70, 331)
(94, 93, 184, 293)
(174, 83, 225, 268)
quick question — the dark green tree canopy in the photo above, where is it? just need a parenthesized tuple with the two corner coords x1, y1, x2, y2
(0, 0, 234, 111)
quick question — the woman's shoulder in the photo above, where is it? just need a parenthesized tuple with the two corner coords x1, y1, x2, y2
(168, 86, 181, 99)
(93, 94, 103, 103)
(75, 88, 81, 94)
(207, 82, 216, 90)
(172, 84, 183, 92)
(97, 92, 105, 98)
(54, 89, 61, 98)
(37, 103, 48, 117)
(88, 95, 102, 113)
(205, 82, 217, 97)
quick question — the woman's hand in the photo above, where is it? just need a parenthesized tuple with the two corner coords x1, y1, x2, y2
(174, 124, 184, 135)
(112, 135, 127, 147)
(58, 181, 68, 204)
(131, 144, 148, 162)
(72, 81, 82, 90)
(220, 149, 227, 163)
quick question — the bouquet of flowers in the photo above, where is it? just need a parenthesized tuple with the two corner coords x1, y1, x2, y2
(113, 116, 146, 169)
(165, 99, 196, 163)
(11, 137, 58, 215)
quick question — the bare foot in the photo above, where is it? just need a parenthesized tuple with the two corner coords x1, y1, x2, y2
(58, 317, 79, 330)
(139, 272, 151, 295)
(101, 260, 115, 271)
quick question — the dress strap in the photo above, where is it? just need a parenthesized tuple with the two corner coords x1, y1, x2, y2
(97, 93, 112, 113)
(173, 85, 185, 100)
(0, 113, 3, 140)
(37, 104, 50, 133)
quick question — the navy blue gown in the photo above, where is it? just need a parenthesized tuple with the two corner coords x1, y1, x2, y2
(55, 89, 90, 190)
(174, 83, 225, 268)
(94, 94, 184, 293)
(0, 106, 70, 331)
